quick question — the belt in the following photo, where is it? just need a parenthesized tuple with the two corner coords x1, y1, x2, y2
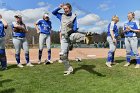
(13, 36, 25, 38)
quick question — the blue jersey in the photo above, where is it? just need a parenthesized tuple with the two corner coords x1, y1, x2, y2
(107, 21, 118, 38)
(124, 21, 138, 37)
(0, 20, 5, 37)
(36, 19, 52, 34)
(52, 7, 78, 32)
(12, 22, 26, 37)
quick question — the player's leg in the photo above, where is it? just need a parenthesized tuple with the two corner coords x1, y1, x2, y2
(13, 37, 23, 67)
(124, 37, 131, 66)
(130, 37, 140, 68)
(60, 36, 73, 75)
(38, 34, 45, 64)
(44, 35, 53, 64)
(0, 37, 7, 70)
(106, 36, 116, 67)
(22, 38, 34, 67)
(69, 32, 92, 44)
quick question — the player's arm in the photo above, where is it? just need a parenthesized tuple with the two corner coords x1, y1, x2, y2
(34, 23, 40, 33)
(52, 4, 63, 20)
(1, 19, 8, 29)
(110, 22, 116, 42)
(128, 23, 140, 32)
(13, 23, 27, 32)
(23, 24, 28, 33)
(50, 22, 52, 43)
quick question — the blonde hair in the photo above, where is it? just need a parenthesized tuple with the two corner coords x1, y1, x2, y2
(112, 15, 119, 22)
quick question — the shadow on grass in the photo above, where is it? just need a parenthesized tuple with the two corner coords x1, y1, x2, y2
(115, 59, 126, 63)
(7, 65, 18, 70)
(0, 88, 15, 93)
(0, 79, 13, 87)
(130, 59, 136, 65)
(73, 65, 106, 77)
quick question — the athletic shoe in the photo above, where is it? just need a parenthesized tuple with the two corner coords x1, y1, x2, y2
(26, 63, 34, 67)
(48, 60, 53, 64)
(58, 59, 63, 63)
(64, 66, 73, 76)
(2, 67, 7, 70)
(124, 63, 130, 67)
(17, 63, 24, 68)
(135, 64, 140, 68)
(38, 60, 41, 64)
(75, 57, 82, 62)
(111, 62, 119, 65)
(44, 59, 53, 64)
(106, 62, 112, 67)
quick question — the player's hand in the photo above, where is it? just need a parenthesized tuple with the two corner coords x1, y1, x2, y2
(125, 26, 131, 31)
(59, 4, 64, 8)
(37, 29, 40, 33)
(113, 38, 116, 43)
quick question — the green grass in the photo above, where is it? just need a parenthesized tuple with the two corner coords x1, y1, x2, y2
(0, 58, 140, 93)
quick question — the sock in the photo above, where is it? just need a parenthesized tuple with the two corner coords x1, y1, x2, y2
(48, 49, 51, 60)
(38, 50, 43, 61)
(25, 53, 29, 63)
(136, 54, 140, 64)
(15, 54, 20, 64)
(126, 53, 131, 63)
(0, 49, 7, 68)
(107, 51, 113, 62)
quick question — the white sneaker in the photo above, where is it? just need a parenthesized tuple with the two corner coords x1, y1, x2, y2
(38, 60, 41, 64)
(106, 62, 112, 68)
(135, 64, 140, 68)
(44, 60, 53, 64)
(58, 59, 63, 63)
(17, 63, 24, 68)
(26, 63, 34, 67)
(124, 63, 130, 67)
(48, 60, 53, 64)
(64, 66, 73, 76)
(75, 57, 82, 62)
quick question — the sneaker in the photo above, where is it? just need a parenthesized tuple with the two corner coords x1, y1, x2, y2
(64, 66, 73, 76)
(124, 63, 130, 67)
(58, 59, 63, 63)
(2, 67, 7, 70)
(44, 59, 53, 64)
(26, 63, 34, 67)
(75, 57, 82, 62)
(84, 32, 93, 45)
(17, 63, 24, 68)
(106, 62, 112, 68)
(38, 60, 41, 64)
(111, 62, 119, 65)
(135, 64, 140, 68)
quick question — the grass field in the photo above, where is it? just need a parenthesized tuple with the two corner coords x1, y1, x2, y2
(0, 57, 140, 93)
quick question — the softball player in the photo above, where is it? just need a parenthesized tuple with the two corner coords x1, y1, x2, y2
(34, 14, 53, 64)
(106, 15, 119, 68)
(52, 3, 92, 75)
(0, 14, 8, 70)
(123, 12, 140, 68)
(12, 15, 34, 68)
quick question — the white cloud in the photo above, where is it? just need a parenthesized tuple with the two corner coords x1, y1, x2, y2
(98, 4, 109, 11)
(78, 14, 100, 26)
(0, 6, 50, 27)
(37, 1, 48, 6)
(73, 10, 85, 16)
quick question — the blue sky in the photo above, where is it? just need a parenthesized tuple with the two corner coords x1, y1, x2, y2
(0, 0, 140, 33)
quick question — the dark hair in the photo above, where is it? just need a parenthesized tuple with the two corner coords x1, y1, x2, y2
(128, 12, 135, 19)
(65, 3, 72, 11)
